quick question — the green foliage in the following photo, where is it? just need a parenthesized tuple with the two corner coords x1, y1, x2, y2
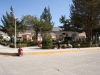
(26, 42, 37, 47)
(22, 8, 54, 41)
(71, 42, 90, 48)
(70, 0, 100, 42)
(0, 6, 26, 36)
(9, 43, 15, 48)
(42, 33, 53, 49)
(22, 39, 31, 43)
(0, 42, 7, 46)
(9, 40, 37, 48)
(9, 43, 27, 48)
(9, 41, 37, 48)
(16, 43, 27, 47)
(59, 16, 76, 31)
(22, 15, 42, 41)
(40, 6, 54, 32)
(21, 40, 37, 47)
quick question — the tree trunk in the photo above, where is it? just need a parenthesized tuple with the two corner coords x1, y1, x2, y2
(86, 27, 92, 46)
(36, 31, 38, 42)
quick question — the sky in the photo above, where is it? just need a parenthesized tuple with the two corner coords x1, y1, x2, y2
(0, 0, 72, 27)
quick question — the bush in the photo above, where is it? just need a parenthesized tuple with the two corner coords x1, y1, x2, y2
(9, 40, 37, 48)
(9, 43, 27, 48)
(0, 42, 7, 46)
(72, 41, 90, 48)
(9, 43, 15, 48)
(21, 40, 37, 47)
(42, 33, 53, 49)
(26, 42, 37, 46)
(17, 43, 27, 47)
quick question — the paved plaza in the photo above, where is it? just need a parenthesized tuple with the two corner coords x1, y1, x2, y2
(0, 45, 100, 75)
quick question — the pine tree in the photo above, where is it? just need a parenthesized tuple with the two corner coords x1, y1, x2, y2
(0, 6, 26, 36)
(40, 6, 54, 32)
(70, 0, 100, 43)
(59, 15, 76, 31)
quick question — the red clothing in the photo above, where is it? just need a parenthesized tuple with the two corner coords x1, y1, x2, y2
(18, 48, 23, 54)
(37, 41, 41, 46)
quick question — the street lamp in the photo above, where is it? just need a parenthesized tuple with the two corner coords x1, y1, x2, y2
(10, 10, 17, 48)
(15, 18, 16, 48)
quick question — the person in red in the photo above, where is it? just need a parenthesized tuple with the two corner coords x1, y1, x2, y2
(37, 41, 41, 46)
(18, 47, 23, 56)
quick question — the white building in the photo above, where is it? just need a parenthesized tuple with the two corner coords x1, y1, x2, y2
(17, 27, 87, 41)
(51, 27, 86, 41)
(0, 31, 10, 41)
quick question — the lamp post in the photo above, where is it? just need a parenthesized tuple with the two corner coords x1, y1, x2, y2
(10, 10, 16, 48)
(15, 18, 16, 48)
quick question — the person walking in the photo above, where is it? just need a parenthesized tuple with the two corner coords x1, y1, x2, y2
(77, 43, 80, 49)
(58, 40, 61, 49)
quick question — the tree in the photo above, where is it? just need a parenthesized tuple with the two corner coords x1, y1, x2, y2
(59, 15, 77, 31)
(40, 6, 54, 32)
(0, 6, 26, 37)
(22, 6, 54, 41)
(22, 15, 41, 41)
(42, 33, 52, 49)
(70, 0, 100, 43)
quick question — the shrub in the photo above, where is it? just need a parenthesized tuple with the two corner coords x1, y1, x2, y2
(9, 43, 15, 48)
(17, 43, 27, 47)
(42, 33, 53, 49)
(0, 42, 7, 46)
(26, 42, 37, 46)
(9, 43, 27, 48)
(72, 41, 90, 48)
(21, 40, 37, 47)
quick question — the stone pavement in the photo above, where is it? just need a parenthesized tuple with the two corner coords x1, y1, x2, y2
(0, 45, 100, 56)
(0, 50, 100, 75)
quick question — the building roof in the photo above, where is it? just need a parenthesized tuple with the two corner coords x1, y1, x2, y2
(52, 27, 63, 31)
(0, 31, 8, 36)
(78, 32, 86, 38)
(50, 33, 56, 36)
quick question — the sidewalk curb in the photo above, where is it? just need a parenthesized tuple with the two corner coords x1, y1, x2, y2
(23, 48, 100, 55)
(0, 48, 99, 56)
(0, 52, 18, 56)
